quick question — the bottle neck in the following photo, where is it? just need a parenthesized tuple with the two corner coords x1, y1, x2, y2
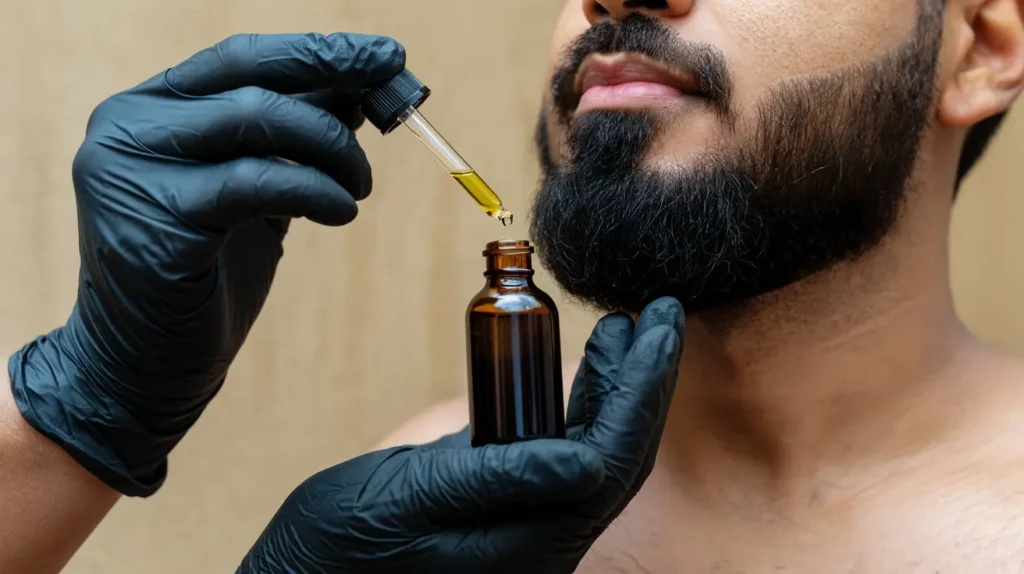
(482, 239, 535, 288)
(485, 251, 532, 274)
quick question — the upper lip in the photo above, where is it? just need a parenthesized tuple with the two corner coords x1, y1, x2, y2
(573, 53, 703, 103)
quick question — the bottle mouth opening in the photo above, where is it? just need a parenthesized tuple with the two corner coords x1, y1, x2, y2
(483, 239, 534, 257)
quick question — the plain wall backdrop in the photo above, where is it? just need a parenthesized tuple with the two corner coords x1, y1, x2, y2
(0, 1, 1021, 572)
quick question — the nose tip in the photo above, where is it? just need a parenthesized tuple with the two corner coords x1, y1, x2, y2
(583, 0, 695, 24)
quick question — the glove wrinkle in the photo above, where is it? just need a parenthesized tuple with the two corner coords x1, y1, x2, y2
(237, 298, 686, 573)
(13, 31, 403, 497)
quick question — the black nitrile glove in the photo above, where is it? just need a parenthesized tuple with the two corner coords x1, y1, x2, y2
(7, 32, 405, 497)
(237, 297, 685, 574)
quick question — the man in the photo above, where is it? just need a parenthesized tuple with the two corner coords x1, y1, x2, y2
(0, 29, 683, 574)
(376, 0, 1024, 571)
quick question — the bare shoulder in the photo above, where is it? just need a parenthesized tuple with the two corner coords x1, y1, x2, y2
(373, 360, 581, 450)
(928, 350, 1024, 528)
(963, 348, 1024, 440)
(373, 398, 470, 449)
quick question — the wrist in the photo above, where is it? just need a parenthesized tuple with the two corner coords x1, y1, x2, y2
(0, 362, 120, 573)
(8, 327, 168, 497)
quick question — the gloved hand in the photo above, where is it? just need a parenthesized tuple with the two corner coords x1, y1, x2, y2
(7, 32, 405, 497)
(237, 297, 685, 574)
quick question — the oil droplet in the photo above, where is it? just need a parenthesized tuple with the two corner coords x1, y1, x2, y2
(496, 210, 514, 227)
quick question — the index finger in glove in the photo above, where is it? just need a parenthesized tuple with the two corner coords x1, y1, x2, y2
(565, 313, 634, 434)
(358, 440, 605, 532)
(593, 300, 687, 531)
(565, 358, 588, 433)
(165, 32, 405, 96)
(580, 297, 683, 492)
(293, 90, 366, 132)
(142, 88, 372, 200)
(628, 297, 687, 480)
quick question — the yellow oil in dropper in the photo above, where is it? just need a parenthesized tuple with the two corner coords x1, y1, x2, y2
(362, 69, 514, 225)
(401, 108, 513, 226)
(451, 171, 513, 226)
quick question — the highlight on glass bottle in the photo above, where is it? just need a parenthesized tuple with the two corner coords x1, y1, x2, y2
(465, 239, 565, 447)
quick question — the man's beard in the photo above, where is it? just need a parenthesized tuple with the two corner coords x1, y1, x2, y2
(529, 8, 943, 315)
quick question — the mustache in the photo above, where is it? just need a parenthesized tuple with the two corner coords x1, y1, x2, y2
(551, 13, 734, 122)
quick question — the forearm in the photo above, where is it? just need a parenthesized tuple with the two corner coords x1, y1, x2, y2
(0, 364, 120, 573)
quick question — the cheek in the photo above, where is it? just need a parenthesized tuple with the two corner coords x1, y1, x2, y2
(699, 1, 921, 112)
(543, 104, 571, 166)
(644, 0, 922, 155)
(548, 2, 589, 71)
(542, 2, 591, 164)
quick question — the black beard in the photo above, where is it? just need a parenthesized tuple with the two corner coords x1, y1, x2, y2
(529, 8, 943, 315)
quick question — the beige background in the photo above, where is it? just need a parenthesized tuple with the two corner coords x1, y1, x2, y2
(0, 1, 1020, 572)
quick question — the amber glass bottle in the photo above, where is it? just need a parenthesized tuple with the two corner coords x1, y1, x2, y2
(466, 240, 565, 447)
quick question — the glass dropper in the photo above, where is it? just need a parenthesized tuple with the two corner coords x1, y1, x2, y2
(361, 69, 513, 226)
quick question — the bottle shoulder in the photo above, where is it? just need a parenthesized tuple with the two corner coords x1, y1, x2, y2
(467, 284, 559, 316)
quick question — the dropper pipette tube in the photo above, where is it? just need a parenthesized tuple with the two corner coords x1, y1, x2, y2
(361, 69, 513, 226)
(400, 108, 512, 225)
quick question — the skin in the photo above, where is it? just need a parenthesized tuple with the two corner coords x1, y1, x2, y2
(0, 370, 119, 573)
(377, 0, 1024, 571)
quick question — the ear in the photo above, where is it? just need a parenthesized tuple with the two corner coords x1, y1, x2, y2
(938, 0, 1024, 128)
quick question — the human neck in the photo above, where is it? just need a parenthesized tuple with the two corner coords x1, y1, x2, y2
(659, 188, 977, 498)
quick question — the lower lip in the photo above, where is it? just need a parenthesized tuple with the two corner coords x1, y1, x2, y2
(576, 82, 686, 113)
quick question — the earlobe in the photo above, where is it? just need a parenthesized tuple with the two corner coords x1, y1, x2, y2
(939, 59, 1011, 127)
(938, 0, 1024, 128)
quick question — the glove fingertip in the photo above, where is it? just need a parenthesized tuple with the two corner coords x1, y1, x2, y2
(584, 312, 634, 358)
(355, 157, 373, 201)
(635, 296, 685, 338)
(638, 324, 679, 355)
(374, 35, 407, 71)
(621, 325, 680, 386)
(303, 167, 359, 226)
(331, 197, 358, 226)
(595, 312, 634, 340)
(327, 33, 407, 84)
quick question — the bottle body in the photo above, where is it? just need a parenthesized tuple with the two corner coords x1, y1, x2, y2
(466, 241, 565, 447)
